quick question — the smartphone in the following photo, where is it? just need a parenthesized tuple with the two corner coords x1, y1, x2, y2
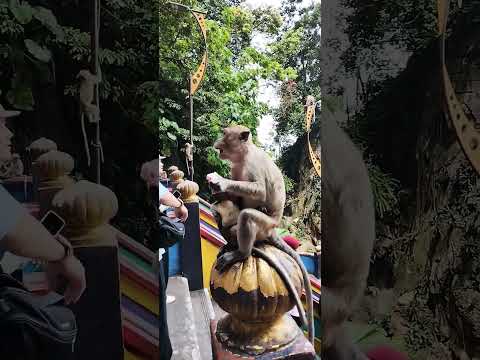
(172, 189, 182, 199)
(40, 210, 66, 237)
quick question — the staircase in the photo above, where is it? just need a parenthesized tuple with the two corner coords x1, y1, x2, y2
(166, 276, 215, 360)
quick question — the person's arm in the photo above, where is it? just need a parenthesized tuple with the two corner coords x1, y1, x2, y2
(159, 183, 188, 221)
(0, 186, 86, 304)
(3, 212, 66, 261)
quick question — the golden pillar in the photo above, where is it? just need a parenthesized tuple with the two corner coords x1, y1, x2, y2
(28, 138, 58, 199)
(28, 137, 58, 161)
(176, 179, 199, 203)
(169, 169, 185, 189)
(35, 150, 75, 217)
(51, 180, 119, 246)
(51, 180, 124, 359)
(210, 244, 305, 355)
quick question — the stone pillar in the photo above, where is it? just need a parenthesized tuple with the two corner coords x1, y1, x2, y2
(27, 137, 57, 201)
(52, 180, 123, 360)
(35, 150, 74, 218)
(176, 180, 203, 290)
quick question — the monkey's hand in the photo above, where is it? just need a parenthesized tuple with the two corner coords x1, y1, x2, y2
(215, 250, 246, 273)
(206, 172, 228, 193)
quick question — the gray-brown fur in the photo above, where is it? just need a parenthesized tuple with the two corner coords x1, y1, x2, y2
(77, 69, 101, 166)
(207, 125, 314, 344)
(321, 106, 375, 360)
(77, 69, 101, 123)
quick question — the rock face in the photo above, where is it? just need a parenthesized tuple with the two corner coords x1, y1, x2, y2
(348, 26, 480, 360)
(318, 1, 480, 358)
(281, 123, 321, 250)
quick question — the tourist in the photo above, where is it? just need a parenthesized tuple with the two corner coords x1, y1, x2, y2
(0, 104, 86, 304)
(140, 157, 188, 360)
(140, 157, 188, 292)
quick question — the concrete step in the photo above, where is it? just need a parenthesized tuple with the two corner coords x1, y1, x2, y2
(190, 288, 216, 360)
(166, 276, 202, 360)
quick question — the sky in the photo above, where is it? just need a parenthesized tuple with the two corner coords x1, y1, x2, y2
(243, 0, 319, 153)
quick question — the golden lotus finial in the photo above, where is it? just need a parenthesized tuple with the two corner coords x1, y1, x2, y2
(176, 180, 199, 203)
(52, 180, 119, 245)
(170, 169, 185, 183)
(35, 150, 74, 182)
(28, 137, 57, 161)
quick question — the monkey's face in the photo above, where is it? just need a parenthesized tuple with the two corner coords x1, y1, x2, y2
(305, 95, 316, 108)
(214, 125, 251, 161)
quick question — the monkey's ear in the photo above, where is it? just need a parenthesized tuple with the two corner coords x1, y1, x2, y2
(239, 130, 250, 142)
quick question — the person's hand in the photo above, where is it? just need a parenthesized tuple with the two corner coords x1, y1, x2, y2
(46, 238, 86, 305)
(175, 205, 188, 222)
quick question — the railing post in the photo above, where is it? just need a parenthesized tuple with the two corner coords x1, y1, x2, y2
(35, 150, 74, 218)
(52, 180, 123, 359)
(28, 138, 57, 200)
(176, 179, 203, 290)
(169, 169, 185, 190)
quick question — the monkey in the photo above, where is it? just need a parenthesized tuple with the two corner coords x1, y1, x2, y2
(210, 197, 240, 244)
(77, 69, 101, 166)
(210, 196, 309, 329)
(181, 142, 194, 176)
(305, 94, 316, 108)
(206, 125, 314, 344)
(319, 103, 375, 360)
(77, 69, 101, 123)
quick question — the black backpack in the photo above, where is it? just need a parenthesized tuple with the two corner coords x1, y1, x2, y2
(150, 210, 185, 249)
(0, 272, 77, 360)
(142, 185, 185, 250)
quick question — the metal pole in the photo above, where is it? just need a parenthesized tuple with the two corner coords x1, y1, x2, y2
(92, 0, 101, 184)
(189, 75, 194, 181)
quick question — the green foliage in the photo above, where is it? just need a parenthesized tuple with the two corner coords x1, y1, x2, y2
(0, 1, 65, 109)
(367, 159, 400, 219)
(271, 1, 321, 149)
(342, 0, 438, 75)
(283, 173, 295, 195)
(252, 6, 283, 36)
(160, 1, 296, 185)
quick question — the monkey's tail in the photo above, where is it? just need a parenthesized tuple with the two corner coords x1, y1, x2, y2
(80, 113, 91, 166)
(251, 247, 308, 328)
(271, 235, 315, 345)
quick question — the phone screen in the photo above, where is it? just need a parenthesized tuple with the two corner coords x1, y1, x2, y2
(41, 212, 65, 236)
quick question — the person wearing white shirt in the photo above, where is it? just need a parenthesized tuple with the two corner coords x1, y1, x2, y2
(0, 104, 86, 304)
(140, 157, 188, 360)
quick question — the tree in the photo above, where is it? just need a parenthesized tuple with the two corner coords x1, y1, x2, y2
(267, 1, 321, 149)
(159, 0, 296, 190)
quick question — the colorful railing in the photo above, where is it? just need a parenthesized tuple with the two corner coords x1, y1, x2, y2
(3, 176, 321, 357)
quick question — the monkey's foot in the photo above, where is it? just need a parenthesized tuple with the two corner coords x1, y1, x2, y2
(215, 250, 246, 273)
